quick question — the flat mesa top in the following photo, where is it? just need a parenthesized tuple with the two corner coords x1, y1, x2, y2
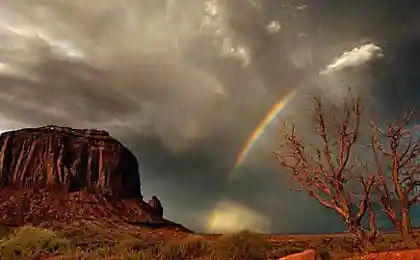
(2, 125, 112, 140)
(40, 125, 110, 137)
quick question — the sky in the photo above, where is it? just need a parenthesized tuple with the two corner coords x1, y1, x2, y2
(0, 0, 419, 233)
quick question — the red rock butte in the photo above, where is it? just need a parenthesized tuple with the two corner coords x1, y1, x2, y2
(0, 125, 140, 197)
(0, 125, 188, 231)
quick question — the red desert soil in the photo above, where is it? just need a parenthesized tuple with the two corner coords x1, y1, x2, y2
(276, 249, 420, 260)
(278, 249, 316, 260)
(348, 249, 420, 260)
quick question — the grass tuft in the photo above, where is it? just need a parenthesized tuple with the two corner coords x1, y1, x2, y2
(0, 225, 70, 259)
(0, 224, 412, 259)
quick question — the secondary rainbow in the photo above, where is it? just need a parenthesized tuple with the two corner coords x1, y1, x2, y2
(234, 90, 297, 168)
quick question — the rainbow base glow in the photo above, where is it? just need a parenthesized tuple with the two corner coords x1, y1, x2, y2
(234, 90, 297, 169)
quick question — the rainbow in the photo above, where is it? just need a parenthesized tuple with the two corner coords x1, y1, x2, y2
(234, 90, 297, 168)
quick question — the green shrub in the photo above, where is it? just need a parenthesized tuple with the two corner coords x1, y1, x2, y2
(208, 230, 270, 260)
(0, 225, 70, 259)
(160, 236, 209, 260)
(114, 237, 148, 252)
(129, 235, 209, 260)
(121, 231, 269, 260)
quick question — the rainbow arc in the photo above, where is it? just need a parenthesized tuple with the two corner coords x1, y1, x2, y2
(232, 90, 297, 173)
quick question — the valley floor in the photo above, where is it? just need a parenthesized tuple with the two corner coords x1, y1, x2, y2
(1, 222, 419, 259)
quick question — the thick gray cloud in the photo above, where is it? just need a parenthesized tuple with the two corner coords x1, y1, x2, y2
(0, 0, 419, 233)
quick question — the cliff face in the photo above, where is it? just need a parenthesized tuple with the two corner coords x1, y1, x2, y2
(0, 125, 141, 198)
(0, 125, 189, 231)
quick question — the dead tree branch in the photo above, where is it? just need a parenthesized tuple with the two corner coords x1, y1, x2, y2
(275, 94, 377, 247)
(371, 109, 420, 247)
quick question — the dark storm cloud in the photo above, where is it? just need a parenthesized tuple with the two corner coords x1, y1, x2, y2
(371, 38, 420, 116)
(0, 0, 420, 232)
(0, 59, 140, 125)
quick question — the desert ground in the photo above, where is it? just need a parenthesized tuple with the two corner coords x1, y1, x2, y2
(1, 221, 419, 260)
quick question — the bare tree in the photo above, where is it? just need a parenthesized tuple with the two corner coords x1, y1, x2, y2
(371, 110, 420, 247)
(274, 94, 377, 247)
